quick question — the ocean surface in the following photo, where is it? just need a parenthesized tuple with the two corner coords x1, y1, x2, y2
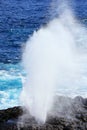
(0, 0, 87, 109)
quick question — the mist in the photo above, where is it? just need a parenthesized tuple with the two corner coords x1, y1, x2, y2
(20, 2, 87, 123)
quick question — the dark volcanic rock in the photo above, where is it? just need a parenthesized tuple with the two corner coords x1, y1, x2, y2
(0, 97, 87, 130)
(0, 106, 23, 122)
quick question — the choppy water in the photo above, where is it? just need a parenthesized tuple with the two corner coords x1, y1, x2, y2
(0, 0, 87, 109)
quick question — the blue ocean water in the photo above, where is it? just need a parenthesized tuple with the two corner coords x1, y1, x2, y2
(0, 0, 87, 109)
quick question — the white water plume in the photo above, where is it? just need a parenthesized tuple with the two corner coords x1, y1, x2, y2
(21, 3, 87, 123)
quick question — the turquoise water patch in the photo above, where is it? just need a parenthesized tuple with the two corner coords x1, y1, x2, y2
(0, 63, 25, 109)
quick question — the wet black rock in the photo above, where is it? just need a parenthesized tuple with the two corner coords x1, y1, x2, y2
(0, 106, 23, 123)
(0, 97, 87, 130)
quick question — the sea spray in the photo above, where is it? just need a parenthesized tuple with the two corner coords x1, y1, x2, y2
(21, 4, 87, 123)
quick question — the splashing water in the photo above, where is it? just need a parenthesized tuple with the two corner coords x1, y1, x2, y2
(21, 3, 87, 123)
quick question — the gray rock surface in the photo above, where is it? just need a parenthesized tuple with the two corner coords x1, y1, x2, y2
(0, 96, 87, 130)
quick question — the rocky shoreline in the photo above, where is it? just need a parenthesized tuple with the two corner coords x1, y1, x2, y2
(0, 96, 87, 130)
